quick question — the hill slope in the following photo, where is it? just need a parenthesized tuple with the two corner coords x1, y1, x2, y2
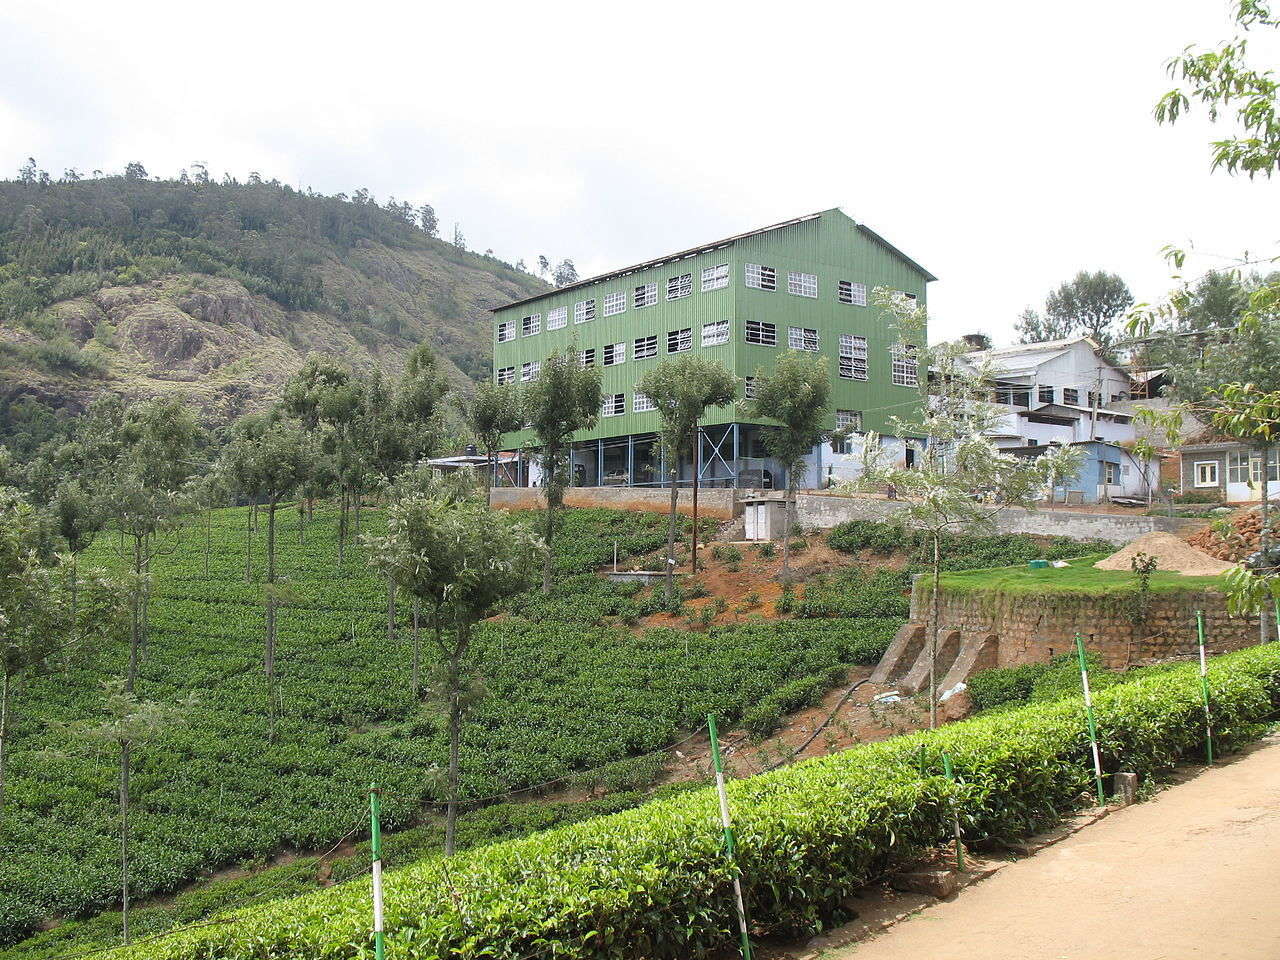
(0, 175, 547, 451)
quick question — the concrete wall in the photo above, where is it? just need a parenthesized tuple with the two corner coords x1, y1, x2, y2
(795, 492, 1197, 545)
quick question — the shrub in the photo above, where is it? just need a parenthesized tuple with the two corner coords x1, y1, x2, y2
(754, 541, 775, 558)
(792, 569, 910, 620)
(711, 544, 742, 563)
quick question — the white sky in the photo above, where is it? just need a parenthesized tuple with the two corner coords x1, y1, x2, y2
(1, 0, 1274, 346)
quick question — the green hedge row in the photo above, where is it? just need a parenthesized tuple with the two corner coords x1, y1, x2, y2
(116, 643, 1280, 960)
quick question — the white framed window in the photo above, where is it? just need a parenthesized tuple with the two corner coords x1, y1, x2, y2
(574, 299, 595, 324)
(788, 326, 819, 351)
(520, 360, 541, 382)
(787, 271, 818, 298)
(666, 273, 693, 300)
(891, 344, 919, 387)
(744, 376, 757, 400)
(744, 320, 776, 346)
(521, 313, 541, 337)
(496, 366, 515, 385)
(633, 392, 656, 413)
(1228, 450, 1250, 484)
(701, 263, 729, 291)
(497, 319, 515, 342)
(603, 341, 626, 366)
(634, 282, 657, 308)
(837, 280, 867, 306)
(1194, 460, 1219, 488)
(579, 347, 596, 368)
(833, 409, 862, 454)
(602, 393, 625, 417)
(1247, 450, 1280, 483)
(745, 263, 776, 291)
(634, 334, 657, 359)
(602, 291, 626, 317)
(546, 306, 568, 330)
(702, 320, 729, 346)
(839, 334, 868, 381)
(667, 327, 692, 353)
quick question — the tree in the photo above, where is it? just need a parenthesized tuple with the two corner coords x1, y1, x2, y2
(50, 478, 102, 618)
(396, 344, 451, 465)
(366, 495, 542, 854)
(537, 255, 550, 279)
(552, 259, 579, 287)
(1014, 306, 1074, 344)
(57, 680, 192, 944)
(452, 223, 466, 249)
(523, 348, 601, 592)
(123, 161, 148, 181)
(464, 382, 523, 505)
(1044, 270, 1134, 348)
(637, 355, 737, 601)
(747, 351, 832, 580)
(854, 290, 1082, 726)
(418, 204, 438, 237)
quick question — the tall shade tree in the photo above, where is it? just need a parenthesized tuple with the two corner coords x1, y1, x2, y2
(397, 344, 451, 465)
(464, 382, 523, 505)
(56, 681, 192, 946)
(637, 355, 738, 601)
(1043, 270, 1134, 348)
(747, 351, 832, 580)
(50, 477, 102, 618)
(855, 289, 1082, 726)
(523, 348, 601, 592)
(366, 495, 542, 854)
(1014, 306, 1075, 345)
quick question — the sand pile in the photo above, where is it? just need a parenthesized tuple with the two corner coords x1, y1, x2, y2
(1093, 531, 1235, 575)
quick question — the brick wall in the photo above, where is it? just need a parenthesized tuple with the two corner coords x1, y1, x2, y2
(489, 486, 738, 520)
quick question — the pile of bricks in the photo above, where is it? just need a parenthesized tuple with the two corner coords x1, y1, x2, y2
(1186, 510, 1272, 562)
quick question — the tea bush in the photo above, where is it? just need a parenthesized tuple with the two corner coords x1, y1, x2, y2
(827, 520, 1109, 572)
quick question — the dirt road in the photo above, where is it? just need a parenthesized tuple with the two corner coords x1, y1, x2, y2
(824, 735, 1280, 960)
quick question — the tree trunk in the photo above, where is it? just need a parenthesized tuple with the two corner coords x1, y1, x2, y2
(541, 456, 557, 594)
(338, 488, 347, 567)
(204, 506, 212, 577)
(245, 498, 255, 584)
(485, 449, 495, 509)
(780, 476, 794, 581)
(0, 670, 10, 817)
(691, 423, 699, 574)
(119, 739, 131, 944)
(127, 536, 143, 692)
(386, 577, 396, 646)
(930, 532, 941, 729)
(1261, 444, 1271, 644)
(265, 498, 277, 683)
(69, 555, 78, 623)
(411, 600, 421, 695)
(445, 681, 461, 857)
(665, 449, 679, 605)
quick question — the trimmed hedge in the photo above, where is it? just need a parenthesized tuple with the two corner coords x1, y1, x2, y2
(116, 644, 1280, 960)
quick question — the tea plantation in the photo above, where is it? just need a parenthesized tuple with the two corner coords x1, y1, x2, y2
(0, 506, 898, 947)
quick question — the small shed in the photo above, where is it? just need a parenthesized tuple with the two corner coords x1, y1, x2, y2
(742, 497, 788, 541)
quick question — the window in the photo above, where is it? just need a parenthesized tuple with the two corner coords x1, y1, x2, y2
(574, 299, 595, 324)
(667, 327, 692, 353)
(1063, 388, 1080, 405)
(546, 306, 568, 330)
(603, 342, 626, 366)
(1247, 449, 1280, 483)
(521, 313, 541, 337)
(633, 393, 656, 413)
(496, 366, 515, 385)
(837, 280, 867, 306)
(497, 319, 515, 342)
(1194, 460, 1220, 488)
(1103, 462, 1120, 485)
(745, 263, 776, 291)
(702, 320, 729, 346)
(579, 347, 596, 368)
(832, 409, 863, 454)
(1228, 450, 1250, 484)
(745, 320, 776, 345)
(520, 360, 540, 382)
(701, 263, 729, 291)
(634, 334, 658, 359)
(787, 271, 818, 298)
(666, 273, 693, 300)
(1038, 385, 1054, 404)
(634, 282, 657, 308)
(891, 344, 919, 387)
(994, 387, 1030, 407)
(788, 326, 819, 351)
(601, 393, 625, 417)
(602, 291, 626, 317)
(839, 335, 868, 380)
(1111, 393, 1127, 403)
(744, 376, 757, 399)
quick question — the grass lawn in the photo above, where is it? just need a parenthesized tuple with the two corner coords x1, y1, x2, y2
(938, 554, 1229, 596)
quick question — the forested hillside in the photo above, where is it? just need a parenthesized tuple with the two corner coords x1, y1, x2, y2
(0, 167, 548, 456)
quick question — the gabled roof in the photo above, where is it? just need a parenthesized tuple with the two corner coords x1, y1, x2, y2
(493, 208, 935, 312)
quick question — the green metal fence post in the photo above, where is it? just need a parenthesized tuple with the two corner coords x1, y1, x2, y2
(369, 784, 385, 960)
(1074, 633, 1106, 805)
(941, 752, 965, 871)
(1196, 611, 1214, 765)
(707, 715, 753, 960)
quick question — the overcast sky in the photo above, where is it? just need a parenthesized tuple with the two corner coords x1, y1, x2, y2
(1, 0, 1274, 345)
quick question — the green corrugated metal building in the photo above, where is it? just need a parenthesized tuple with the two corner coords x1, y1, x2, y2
(491, 208, 934, 489)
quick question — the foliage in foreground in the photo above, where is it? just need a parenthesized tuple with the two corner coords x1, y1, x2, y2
(827, 519, 1109, 572)
(109, 643, 1280, 960)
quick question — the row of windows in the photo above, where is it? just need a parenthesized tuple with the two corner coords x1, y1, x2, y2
(496, 264, 901, 342)
(495, 325, 916, 386)
(994, 385, 1129, 408)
